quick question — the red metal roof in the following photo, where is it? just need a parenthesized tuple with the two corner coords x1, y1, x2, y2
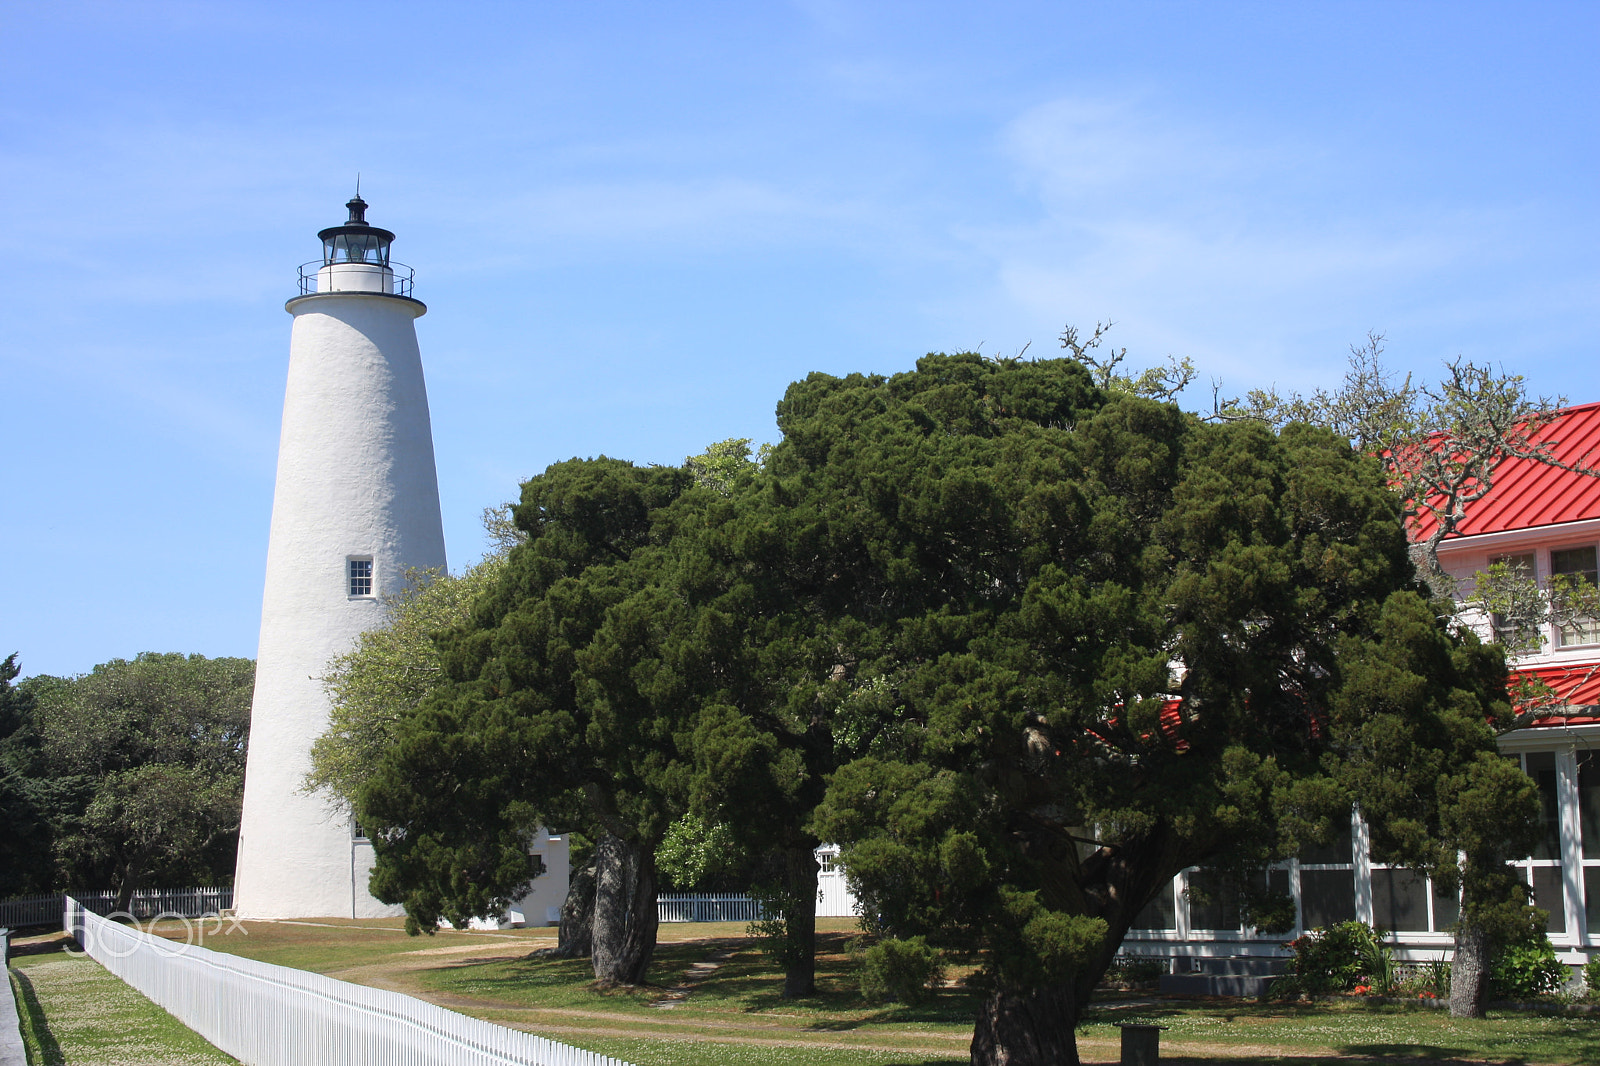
(1512, 662, 1600, 726)
(1411, 401, 1600, 541)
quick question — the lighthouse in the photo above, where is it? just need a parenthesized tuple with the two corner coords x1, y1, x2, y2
(234, 196, 447, 918)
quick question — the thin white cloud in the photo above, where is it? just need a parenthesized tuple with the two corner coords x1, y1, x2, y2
(959, 95, 1571, 394)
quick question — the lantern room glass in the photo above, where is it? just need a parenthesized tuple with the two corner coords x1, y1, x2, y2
(323, 231, 391, 266)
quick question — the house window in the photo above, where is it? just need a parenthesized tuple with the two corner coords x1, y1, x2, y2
(1131, 880, 1177, 931)
(1370, 869, 1430, 933)
(1184, 866, 1290, 934)
(1550, 546, 1600, 646)
(1186, 867, 1242, 932)
(1487, 552, 1538, 647)
(348, 557, 374, 597)
(1298, 816, 1357, 930)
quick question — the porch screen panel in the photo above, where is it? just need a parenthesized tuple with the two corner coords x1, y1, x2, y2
(1188, 868, 1240, 931)
(1531, 866, 1566, 933)
(1432, 879, 1460, 931)
(1587, 868, 1600, 935)
(1371, 869, 1429, 932)
(1300, 869, 1356, 930)
(1131, 879, 1176, 930)
(1579, 752, 1600, 860)
(1525, 752, 1561, 860)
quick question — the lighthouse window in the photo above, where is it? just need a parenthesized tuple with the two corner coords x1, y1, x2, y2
(348, 557, 374, 597)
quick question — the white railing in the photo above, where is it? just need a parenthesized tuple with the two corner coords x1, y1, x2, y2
(64, 897, 631, 1066)
(656, 893, 766, 923)
(0, 888, 230, 927)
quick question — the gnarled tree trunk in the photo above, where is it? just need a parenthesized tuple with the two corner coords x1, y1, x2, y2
(1449, 915, 1490, 1017)
(1450, 849, 1524, 1018)
(590, 831, 658, 985)
(552, 854, 597, 958)
(971, 984, 1079, 1066)
(781, 842, 818, 998)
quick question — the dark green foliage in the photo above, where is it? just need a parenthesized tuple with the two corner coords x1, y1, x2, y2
(0, 653, 52, 895)
(353, 350, 1536, 1062)
(1584, 956, 1600, 998)
(762, 352, 1525, 1062)
(1272, 921, 1382, 997)
(858, 936, 945, 1003)
(16, 653, 253, 901)
(1488, 930, 1568, 999)
(1320, 589, 1540, 1017)
(794, 359, 1424, 987)
(359, 458, 705, 978)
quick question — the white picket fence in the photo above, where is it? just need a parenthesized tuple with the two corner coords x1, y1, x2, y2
(0, 888, 231, 927)
(655, 893, 766, 923)
(64, 897, 631, 1066)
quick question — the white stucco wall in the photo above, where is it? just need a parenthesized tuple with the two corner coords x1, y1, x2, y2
(234, 289, 446, 919)
(468, 831, 571, 929)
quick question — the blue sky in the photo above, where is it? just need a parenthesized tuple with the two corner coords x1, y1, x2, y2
(2, 1, 1596, 678)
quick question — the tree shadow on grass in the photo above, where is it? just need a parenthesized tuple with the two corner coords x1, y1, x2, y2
(6, 934, 73, 959)
(1336, 1048, 1501, 1063)
(1149, 1060, 1489, 1066)
(10, 968, 63, 1066)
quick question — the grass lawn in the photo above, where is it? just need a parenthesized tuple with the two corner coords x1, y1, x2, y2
(108, 916, 1600, 1065)
(9, 945, 236, 1065)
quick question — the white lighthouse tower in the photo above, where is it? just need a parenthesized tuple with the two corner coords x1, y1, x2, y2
(234, 196, 447, 919)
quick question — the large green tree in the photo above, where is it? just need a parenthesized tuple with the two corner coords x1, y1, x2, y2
(23, 653, 253, 907)
(763, 353, 1512, 1065)
(357, 458, 706, 984)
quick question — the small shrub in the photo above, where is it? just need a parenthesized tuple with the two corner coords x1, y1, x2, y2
(1361, 941, 1397, 996)
(1276, 921, 1382, 996)
(1424, 957, 1451, 998)
(1585, 956, 1600, 1000)
(859, 936, 945, 1004)
(1489, 935, 1568, 999)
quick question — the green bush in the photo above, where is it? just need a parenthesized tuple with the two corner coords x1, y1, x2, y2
(1275, 921, 1382, 996)
(1489, 935, 1568, 999)
(859, 936, 945, 1004)
(1584, 956, 1600, 999)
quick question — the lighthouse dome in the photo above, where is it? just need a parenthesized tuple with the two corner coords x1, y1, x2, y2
(297, 195, 416, 298)
(317, 195, 394, 266)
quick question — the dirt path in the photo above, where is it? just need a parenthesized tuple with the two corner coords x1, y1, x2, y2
(645, 940, 738, 1009)
(309, 938, 1560, 1065)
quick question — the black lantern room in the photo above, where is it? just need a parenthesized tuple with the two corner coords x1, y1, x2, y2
(318, 196, 394, 267)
